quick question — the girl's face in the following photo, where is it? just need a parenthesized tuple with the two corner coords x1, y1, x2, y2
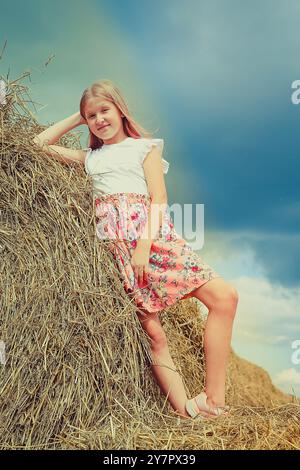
(84, 97, 126, 143)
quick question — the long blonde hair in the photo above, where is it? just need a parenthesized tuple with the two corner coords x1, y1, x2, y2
(80, 79, 155, 150)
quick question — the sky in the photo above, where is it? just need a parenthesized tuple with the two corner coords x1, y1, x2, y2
(1, 0, 300, 397)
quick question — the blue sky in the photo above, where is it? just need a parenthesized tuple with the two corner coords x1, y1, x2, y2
(1, 0, 300, 397)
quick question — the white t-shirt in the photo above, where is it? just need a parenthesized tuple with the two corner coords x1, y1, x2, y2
(84, 137, 169, 198)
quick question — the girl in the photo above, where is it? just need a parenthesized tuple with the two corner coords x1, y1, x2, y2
(33, 79, 239, 420)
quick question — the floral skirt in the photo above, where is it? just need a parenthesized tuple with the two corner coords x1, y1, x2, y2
(94, 192, 221, 314)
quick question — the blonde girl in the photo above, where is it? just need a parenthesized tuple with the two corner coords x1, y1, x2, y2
(33, 79, 239, 419)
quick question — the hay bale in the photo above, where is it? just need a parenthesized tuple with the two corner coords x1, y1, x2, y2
(0, 72, 299, 450)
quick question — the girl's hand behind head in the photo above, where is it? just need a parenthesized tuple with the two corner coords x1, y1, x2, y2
(78, 112, 88, 126)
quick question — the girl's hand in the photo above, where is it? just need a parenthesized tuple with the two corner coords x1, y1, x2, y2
(131, 244, 151, 288)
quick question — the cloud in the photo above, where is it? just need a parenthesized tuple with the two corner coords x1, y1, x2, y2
(230, 274, 300, 331)
(235, 330, 289, 345)
(273, 368, 300, 385)
(250, 234, 300, 288)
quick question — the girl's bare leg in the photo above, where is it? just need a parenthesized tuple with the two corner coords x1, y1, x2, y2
(137, 310, 190, 417)
(189, 278, 239, 409)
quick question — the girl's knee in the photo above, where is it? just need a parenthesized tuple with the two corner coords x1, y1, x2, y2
(137, 313, 168, 350)
(151, 332, 168, 351)
(228, 285, 239, 306)
(211, 284, 239, 316)
(146, 322, 168, 350)
(216, 283, 238, 304)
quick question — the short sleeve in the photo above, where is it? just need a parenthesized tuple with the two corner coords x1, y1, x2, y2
(83, 147, 92, 174)
(140, 138, 170, 174)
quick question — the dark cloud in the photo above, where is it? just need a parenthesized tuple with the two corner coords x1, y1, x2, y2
(251, 236, 300, 288)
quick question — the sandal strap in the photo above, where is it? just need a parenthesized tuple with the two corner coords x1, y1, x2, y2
(195, 392, 229, 416)
(185, 397, 203, 418)
(186, 393, 230, 418)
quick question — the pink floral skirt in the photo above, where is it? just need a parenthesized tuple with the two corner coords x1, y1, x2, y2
(94, 192, 221, 314)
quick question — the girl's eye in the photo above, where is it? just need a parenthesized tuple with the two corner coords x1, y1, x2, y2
(88, 109, 109, 118)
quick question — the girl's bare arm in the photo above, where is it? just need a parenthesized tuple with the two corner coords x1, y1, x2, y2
(33, 112, 88, 164)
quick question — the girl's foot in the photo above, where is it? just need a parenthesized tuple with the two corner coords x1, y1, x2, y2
(185, 391, 230, 419)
